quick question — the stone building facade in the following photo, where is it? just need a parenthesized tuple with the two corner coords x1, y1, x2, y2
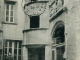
(22, 0, 80, 60)
(0, 0, 80, 60)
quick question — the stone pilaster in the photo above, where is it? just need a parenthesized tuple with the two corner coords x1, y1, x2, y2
(22, 46, 28, 60)
(45, 45, 52, 60)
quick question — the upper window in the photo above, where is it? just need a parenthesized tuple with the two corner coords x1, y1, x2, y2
(30, 16, 39, 28)
(5, 4, 14, 23)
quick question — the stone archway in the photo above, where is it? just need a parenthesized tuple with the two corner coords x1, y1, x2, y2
(51, 21, 65, 60)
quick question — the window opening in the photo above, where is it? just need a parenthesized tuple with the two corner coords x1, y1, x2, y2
(5, 4, 14, 23)
(4, 40, 22, 60)
(52, 23, 65, 60)
(53, 24, 64, 44)
(30, 16, 39, 28)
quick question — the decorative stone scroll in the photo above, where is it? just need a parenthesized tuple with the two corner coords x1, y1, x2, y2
(22, 0, 48, 16)
(50, 0, 64, 17)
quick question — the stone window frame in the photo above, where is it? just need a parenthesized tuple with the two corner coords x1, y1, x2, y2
(5, 4, 14, 23)
(4, 40, 22, 60)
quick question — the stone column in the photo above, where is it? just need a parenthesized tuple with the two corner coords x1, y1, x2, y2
(45, 45, 52, 60)
(22, 46, 28, 60)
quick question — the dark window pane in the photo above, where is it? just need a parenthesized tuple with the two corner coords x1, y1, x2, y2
(11, 5, 13, 10)
(5, 48, 7, 54)
(18, 56, 21, 60)
(0, 56, 1, 60)
(0, 49, 2, 55)
(14, 49, 17, 54)
(19, 49, 21, 55)
(9, 41, 12, 47)
(14, 55, 17, 60)
(10, 11, 13, 16)
(5, 41, 7, 47)
(9, 48, 12, 54)
(6, 4, 9, 10)
(6, 17, 9, 22)
(19, 42, 22, 48)
(6, 11, 9, 16)
(10, 17, 13, 22)
(30, 16, 39, 28)
(14, 42, 17, 48)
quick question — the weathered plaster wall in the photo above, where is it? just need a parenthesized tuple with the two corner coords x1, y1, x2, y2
(23, 29, 50, 45)
(3, 0, 25, 40)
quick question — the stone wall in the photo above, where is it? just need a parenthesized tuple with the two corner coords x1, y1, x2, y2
(49, 0, 80, 60)
(2, 0, 25, 40)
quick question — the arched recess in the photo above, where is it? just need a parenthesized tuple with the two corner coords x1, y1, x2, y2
(51, 21, 66, 60)
(51, 21, 65, 44)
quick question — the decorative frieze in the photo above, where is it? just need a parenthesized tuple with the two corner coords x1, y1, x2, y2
(22, 0, 48, 16)
(50, 0, 64, 17)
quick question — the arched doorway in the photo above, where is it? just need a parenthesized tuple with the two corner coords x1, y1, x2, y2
(51, 21, 65, 60)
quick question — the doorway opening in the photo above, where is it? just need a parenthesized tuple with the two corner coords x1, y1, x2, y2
(52, 21, 65, 60)
(28, 48, 45, 60)
(52, 24, 65, 44)
(56, 46, 65, 60)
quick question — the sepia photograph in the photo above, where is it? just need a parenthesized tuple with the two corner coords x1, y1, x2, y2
(0, 0, 79, 60)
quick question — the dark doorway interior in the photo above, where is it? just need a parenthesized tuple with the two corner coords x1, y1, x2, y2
(53, 24, 65, 44)
(28, 48, 45, 60)
(52, 23, 65, 60)
(56, 46, 65, 60)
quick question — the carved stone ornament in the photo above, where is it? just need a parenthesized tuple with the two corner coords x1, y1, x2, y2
(22, 0, 48, 16)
